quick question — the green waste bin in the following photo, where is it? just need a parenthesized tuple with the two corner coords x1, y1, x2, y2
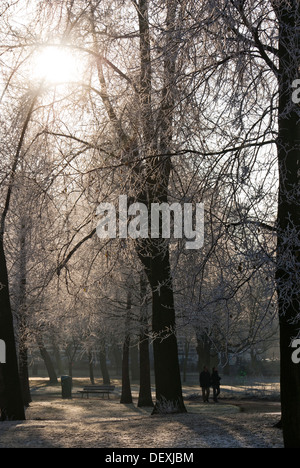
(61, 375, 72, 399)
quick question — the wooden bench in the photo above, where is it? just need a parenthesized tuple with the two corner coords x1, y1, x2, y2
(78, 385, 115, 399)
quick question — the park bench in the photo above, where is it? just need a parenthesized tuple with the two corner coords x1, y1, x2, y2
(78, 385, 115, 399)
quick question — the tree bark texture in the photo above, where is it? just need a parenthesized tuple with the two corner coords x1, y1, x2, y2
(99, 347, 111, 385)
(138, 240, 186, 413)
(0, 240, 25, 420)
(274, 1, 300, 447)
(138, 273, 153, 407)
(37, 337, 58, 384)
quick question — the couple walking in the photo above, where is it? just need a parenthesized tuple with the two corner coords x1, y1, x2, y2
(199, 366, 221, 402)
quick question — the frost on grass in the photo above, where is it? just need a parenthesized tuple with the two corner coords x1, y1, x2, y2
(153, 396, 185, 414)
(0, 397, 283, 448)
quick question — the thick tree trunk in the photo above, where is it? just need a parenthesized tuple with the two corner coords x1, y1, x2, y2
(135, 0, 186, 414)
(0, 240, 25, 420)
(91, 0, 185, 413)
(151, 253, 186, 414)
(138, 273, 153, 407)
(37, 337, 58, 384)
(275, 1, 300, 447)
(138, 241, 186, 414)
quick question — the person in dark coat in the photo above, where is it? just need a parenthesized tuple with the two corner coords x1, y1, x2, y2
(199, 366, 211, 402)
(211, 367, 221, 402)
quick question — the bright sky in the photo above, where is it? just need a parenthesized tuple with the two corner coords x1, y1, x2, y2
(33, 46, 84, 85)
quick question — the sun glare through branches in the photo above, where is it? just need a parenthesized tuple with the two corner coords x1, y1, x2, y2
(32, 46, 84, 85)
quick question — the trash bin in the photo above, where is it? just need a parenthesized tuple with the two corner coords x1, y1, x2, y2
(61, 375, 72, 399)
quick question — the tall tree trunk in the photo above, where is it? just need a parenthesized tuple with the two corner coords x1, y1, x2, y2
(274, 1, 300, 447)
(138, 241, 186, 413)
(138, 272, 153, 407)
(90, 0, 185, 413)
(136, 0, 186, 415)
(37, 337, 58, 384)
(0, 240, 25, 420)
(120, 290, 133, 404)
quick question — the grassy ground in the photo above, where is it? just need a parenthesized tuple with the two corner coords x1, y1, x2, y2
(0, 377, 283, 448)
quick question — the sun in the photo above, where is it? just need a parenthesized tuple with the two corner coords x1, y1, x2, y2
(33, 46, 82, 84)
